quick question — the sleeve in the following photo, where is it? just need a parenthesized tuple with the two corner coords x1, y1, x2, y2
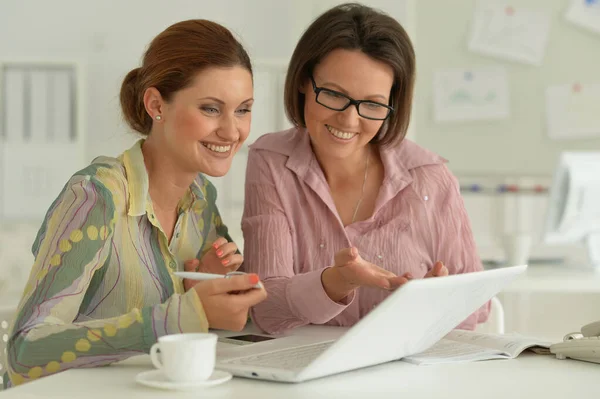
(241, 149, 354, 335)
(429, 166, 491, 330)
(6, 175, 208, 387)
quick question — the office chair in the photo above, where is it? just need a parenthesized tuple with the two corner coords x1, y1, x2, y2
(475, 296, 505, 335)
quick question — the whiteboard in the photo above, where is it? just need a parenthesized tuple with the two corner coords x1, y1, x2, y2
(0, 62, 85, 221)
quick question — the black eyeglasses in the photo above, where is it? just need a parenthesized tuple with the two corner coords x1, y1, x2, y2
(310, 76, 393, 121)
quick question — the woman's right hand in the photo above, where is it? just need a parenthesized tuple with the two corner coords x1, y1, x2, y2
(321, 247, 410, 302)
(193, 274, 267, 331)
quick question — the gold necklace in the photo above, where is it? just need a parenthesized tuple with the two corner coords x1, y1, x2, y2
(351, 151, 370, 224)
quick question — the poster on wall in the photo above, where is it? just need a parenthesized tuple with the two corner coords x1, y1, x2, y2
(546, 83, 600, 140)
(566, 0, 600, 35)
(433, 67, 510, 122)
(468, 0, 552, 66)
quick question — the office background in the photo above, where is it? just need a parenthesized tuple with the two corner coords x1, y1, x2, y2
(1, 0, 599, 333)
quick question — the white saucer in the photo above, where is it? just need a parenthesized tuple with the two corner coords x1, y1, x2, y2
(135, 369, 232, 391)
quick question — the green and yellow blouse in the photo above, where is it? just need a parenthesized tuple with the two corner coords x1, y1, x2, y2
(6, 140, 230, 386)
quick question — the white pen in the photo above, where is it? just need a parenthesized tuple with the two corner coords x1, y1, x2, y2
(173, 271, 263, 289)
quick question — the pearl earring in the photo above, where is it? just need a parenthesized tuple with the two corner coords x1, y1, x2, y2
(155, 115, 162, 121)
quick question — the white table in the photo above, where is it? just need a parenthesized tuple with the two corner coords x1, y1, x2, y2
(1, 325, 599, 399)
(496, 264, 600, 341)
(500, 263, 600, 293)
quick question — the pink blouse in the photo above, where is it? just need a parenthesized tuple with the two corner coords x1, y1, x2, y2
(242, 127, 490, 334)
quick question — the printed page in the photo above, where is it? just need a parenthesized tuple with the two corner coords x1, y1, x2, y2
(446, 330, 552, 357)
(402, 339, 508, 365)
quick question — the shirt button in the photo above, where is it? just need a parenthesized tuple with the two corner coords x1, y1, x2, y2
(377, 255, 383, 259)
(169, 261, 176, 269)
(424, 195, 429, 201)
(319, 243, 325, 248)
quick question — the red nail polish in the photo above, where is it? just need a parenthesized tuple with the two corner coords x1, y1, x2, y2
(216, 250, 223, 257)
(221, 259, 230, 266)
(212, 243, 219, 249)
(249, 274, 259, 285)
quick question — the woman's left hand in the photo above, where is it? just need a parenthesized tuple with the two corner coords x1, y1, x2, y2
(184, 237, 243, 276)
(424, 261, 449, 278)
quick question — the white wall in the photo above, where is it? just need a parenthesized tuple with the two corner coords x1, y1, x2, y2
(1, 1, 595, 339)
(2, 0, 593, 272)
(0, 0, 311, 161)
(0, 0, 416, 295)
(414, 0, 600, 177)
(0, 0, 414, 161)
(412, 0, 599, 264)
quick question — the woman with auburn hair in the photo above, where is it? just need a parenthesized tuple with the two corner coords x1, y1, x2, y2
(6, 19, 266, 387)
(242, 3, 489, 334)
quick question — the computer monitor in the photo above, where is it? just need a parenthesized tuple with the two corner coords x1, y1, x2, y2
(544, 152, 600, 268)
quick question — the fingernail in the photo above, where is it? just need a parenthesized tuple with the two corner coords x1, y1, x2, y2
(350, 247, 357, 257)
(216, 250, 223, 257)
(249, 274, 260, 285)
(212, 243, 219, 249)
(221, 259, 230, 266)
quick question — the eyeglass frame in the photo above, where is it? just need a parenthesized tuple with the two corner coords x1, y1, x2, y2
(309, 75, 394, 121)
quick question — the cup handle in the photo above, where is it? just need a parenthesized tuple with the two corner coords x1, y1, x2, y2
(150, 343, 163, 370)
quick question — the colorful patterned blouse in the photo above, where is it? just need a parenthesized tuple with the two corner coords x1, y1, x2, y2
(5, 140, 229, 387)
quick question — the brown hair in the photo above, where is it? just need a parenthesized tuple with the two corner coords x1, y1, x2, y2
(120, 19, 252, 135)
(284, 3, 415, 147)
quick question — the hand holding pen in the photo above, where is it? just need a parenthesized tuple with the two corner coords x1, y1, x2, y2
(186, 272, 267, 331)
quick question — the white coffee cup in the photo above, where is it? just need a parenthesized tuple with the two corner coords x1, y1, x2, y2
(503, 233, 532, 266)
(150, 333, 218, 382)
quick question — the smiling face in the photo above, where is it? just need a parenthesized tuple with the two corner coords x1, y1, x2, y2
(153, 66, 254, 177)
(302, 49, 394, 160)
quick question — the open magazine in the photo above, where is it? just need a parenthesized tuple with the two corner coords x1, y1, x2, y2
(402, 330, 553, 365)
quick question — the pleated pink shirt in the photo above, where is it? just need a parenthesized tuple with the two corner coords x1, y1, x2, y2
(242, 127, 489, 334)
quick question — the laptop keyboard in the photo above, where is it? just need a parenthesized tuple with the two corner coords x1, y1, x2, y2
(221, 341, 334, 370)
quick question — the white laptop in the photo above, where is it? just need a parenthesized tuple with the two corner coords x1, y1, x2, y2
(216, 265, 526, 383)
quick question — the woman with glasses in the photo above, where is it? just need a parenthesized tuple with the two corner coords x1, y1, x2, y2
(242, 3, 489, 334)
